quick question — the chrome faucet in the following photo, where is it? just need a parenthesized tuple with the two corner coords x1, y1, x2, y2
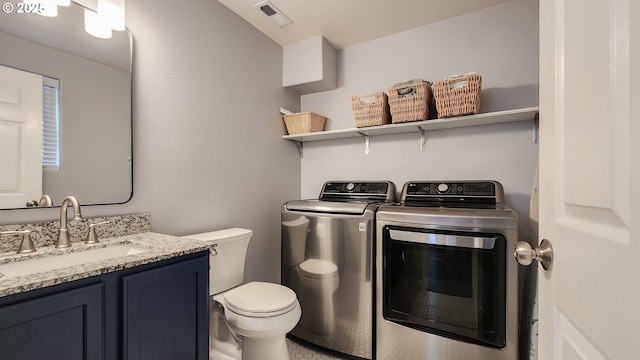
(38, 194, 53, 207)
(56, 196, 82, 248)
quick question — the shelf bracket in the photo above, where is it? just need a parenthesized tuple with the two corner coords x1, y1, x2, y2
(532, 112, 539, 144)
(293, 141, 303, 157)
(358, 132, 370, 155)
(417, 126, 427, 151)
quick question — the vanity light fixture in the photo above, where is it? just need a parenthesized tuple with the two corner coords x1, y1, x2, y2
(82, 0, 125, 39)
(84, 7, 112, 39)
(22, 0, 125, 39)
(97, 0, 125, 31)
(24, 0, 58, 17)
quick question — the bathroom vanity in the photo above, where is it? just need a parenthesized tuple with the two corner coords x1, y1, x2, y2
(0, 232, 211, 360)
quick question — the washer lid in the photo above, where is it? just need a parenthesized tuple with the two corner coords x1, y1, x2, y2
(223, 282, 297, 316)
(299, 258, 338, 279)
(285, 200, 370, 215)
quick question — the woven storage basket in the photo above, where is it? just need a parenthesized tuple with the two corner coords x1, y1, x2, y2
(351, 92, 390, 128)
(283, 112, 326, 135)
(387, 81, 433, 123)
(432, 74, 482, 118)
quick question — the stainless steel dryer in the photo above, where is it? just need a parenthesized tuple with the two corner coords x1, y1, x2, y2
(281, 181, 396, 360)
(375, 180, 519, 360)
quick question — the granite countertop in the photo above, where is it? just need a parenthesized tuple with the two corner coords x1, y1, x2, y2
(0, 232, 212, 298)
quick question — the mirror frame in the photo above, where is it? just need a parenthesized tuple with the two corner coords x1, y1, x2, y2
(0, 5, 133, 210)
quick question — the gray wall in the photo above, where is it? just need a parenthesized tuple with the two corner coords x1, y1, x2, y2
(0, 0, 301, 283)
(300, 0, 539, 240)
(0, 0, 539, 282)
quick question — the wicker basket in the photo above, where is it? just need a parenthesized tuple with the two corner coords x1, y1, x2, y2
(387, 81, 433, 123)
(351, 92, 390, 128)
(432, 74, 482, 118)
(283, 112, 326, 135)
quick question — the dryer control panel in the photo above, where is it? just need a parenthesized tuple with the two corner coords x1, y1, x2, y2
(402, 181, 504, 206)
(406, 182, 495, 196)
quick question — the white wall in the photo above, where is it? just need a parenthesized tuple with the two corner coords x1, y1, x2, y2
(300, 0, 539, 239)
(0, 0, 301, 283)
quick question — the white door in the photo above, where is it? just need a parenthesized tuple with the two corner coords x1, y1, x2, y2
(537, 0, 640, 359)
(0, 65, 43, 208)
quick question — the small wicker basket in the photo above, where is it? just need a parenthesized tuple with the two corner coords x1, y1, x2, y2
(351, 92, 390, 128)
(432, 74, 482, 118)
(387, 81, 433, 123)
(283, 112, 326, 135)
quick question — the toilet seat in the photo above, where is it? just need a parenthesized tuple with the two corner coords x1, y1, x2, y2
(298, 258, 338, 279)
(223, 281, 298, 318)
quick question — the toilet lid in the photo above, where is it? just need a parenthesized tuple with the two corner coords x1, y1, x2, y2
(223, 282, 298, 318)
(298, 258, 338, 279)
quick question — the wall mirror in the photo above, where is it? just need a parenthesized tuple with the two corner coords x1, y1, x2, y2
(0, 2, 132, 210)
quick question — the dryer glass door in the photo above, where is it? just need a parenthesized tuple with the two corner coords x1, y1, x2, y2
(382, 226, 507, 349)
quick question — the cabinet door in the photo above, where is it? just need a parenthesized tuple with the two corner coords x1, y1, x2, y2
(0, 283, 104, 360)
(122, 255, 209, 360)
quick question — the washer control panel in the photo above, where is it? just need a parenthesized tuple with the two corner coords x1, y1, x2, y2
(323, 182, 391, 194)
(320, 181, 397, 202)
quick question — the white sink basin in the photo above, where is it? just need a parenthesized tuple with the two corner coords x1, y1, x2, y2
(0, 243, 148, 278)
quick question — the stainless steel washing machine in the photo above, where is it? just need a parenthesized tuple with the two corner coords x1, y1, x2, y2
(375, 180, 519, 360)
(281, 181, 396, 360)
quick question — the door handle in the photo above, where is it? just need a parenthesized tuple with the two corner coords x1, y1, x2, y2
(513, 239, 554, 271)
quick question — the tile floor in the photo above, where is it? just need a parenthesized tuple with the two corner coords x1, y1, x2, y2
(287, 337, 351, 360)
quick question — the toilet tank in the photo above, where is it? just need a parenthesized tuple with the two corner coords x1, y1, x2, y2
(182, 228, 252, 295)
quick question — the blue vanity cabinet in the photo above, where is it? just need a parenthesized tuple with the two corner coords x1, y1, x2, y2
(0, 283, 104, 360)
(0, 251, 209, 360)
(122, 254, 210, 360)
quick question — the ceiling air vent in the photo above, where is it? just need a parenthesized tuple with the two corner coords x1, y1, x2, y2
(254, 1, 292, 28)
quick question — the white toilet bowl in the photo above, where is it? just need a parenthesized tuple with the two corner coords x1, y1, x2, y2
(182, 228, 301, 360)
(213, 281, 301, 360)
(297, 258, 339, 334)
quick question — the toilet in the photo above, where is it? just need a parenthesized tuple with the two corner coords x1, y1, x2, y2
(183, 228, 301, 360)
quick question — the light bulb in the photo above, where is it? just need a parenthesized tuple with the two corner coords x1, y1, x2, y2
(84, 8, 112, 39)
(97, 0, 125, 31)
(24, 0, 57, 17)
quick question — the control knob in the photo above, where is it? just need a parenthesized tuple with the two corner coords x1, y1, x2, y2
(346, 183, 355, 191)
(437, 183, 450, 193)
